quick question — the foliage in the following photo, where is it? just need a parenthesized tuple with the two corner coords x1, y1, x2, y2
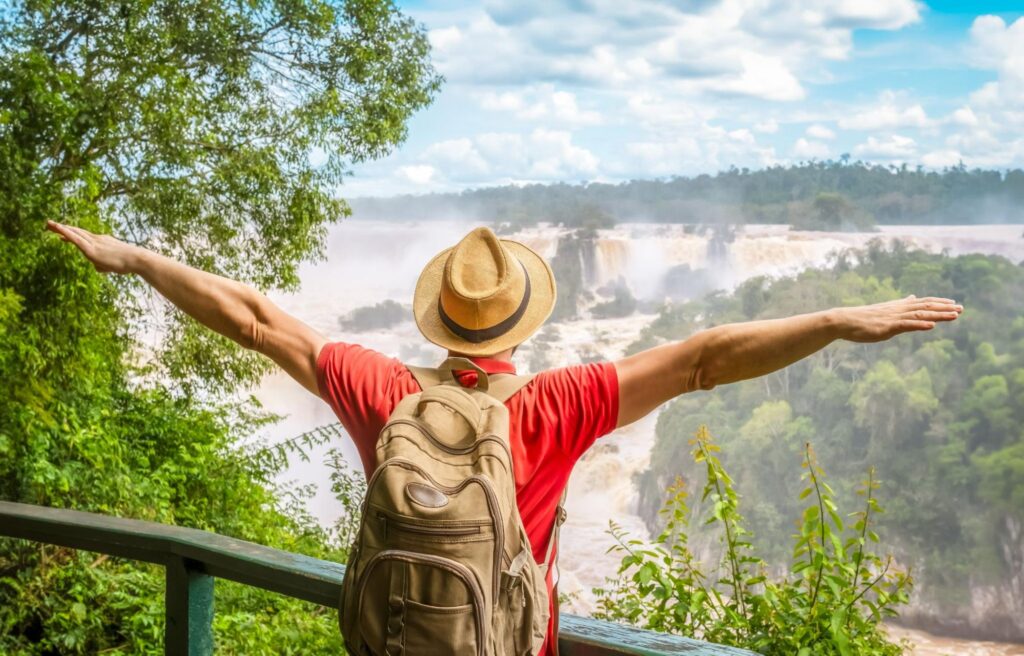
(594, 426, 912, 656)
(591, 284, 638, 319)
(351, 161, 1024, 228)
(631, 243, 1024, 631)
(0, 0, 435, 651)
(789, 192, 877, 232)
(1, 0, 440, 395)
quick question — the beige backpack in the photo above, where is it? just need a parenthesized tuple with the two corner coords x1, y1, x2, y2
(339, 357, 567, 656)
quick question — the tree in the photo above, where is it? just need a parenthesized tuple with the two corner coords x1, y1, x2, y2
(0, 1, 439, 651)
(1, 0, 441, 394)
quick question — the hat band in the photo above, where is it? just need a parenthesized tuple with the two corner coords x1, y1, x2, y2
(438, 261, 532, 344)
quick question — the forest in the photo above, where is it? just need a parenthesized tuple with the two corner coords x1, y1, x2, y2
(352, 161, 1024, 229)
(625, 242, 1024, 640)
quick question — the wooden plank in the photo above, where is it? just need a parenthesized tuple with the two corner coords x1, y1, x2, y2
(165, 557, 214, 656)
(558, 615, 759, 655)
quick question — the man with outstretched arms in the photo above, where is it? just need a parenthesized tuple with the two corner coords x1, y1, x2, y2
(47, 220, 963, 655)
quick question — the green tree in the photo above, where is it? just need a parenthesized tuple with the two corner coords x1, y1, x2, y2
(0, 0, 438, 652)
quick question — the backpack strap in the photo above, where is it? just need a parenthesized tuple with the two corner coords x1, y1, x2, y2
(544, 486, 569, 656)
(406, 357, 537, 403)
(539, 486, 569, 581)
(485, 372, 536, 403)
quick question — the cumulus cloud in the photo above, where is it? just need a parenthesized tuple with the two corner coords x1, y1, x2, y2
(346, 1, 1024, 193)
(415, 129, 600, 184)
(477, 85, 603, 126)
(396, 165, 438, 185)
(921, 150, 963, 169)
(965, 17, 1024, 119)
(853, 134, 917, 159)
(838, 91, 931, 130)
(914, 15, 1024, 169)
(793, 138, 830, 159)
(623, 124, 776, 177)
(949, 106, 978, 127)
(426, 0, 920, 102)
(806, 124, 836, 140)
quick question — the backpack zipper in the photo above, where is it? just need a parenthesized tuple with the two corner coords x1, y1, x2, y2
(378, 512, 484, 538)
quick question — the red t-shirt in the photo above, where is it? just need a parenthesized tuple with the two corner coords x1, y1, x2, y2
(316, 342, 619, 655)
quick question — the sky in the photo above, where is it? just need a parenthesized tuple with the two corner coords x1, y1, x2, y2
(341, 1, 1024, 197)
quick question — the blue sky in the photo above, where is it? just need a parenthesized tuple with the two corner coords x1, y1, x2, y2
(344, 1, 1024, 197)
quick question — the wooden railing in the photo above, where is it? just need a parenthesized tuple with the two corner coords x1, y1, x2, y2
(0, 501, 756, 655)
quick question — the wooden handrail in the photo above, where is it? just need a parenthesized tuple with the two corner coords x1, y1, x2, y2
(0, 501, 757, 655)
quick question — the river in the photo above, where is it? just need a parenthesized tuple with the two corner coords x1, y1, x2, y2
(248, 219, 1024, 654)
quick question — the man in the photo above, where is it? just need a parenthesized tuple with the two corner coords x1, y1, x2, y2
(46, 220, 962, 654)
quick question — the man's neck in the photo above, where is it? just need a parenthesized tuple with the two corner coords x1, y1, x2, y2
(447, 348, 515, 363)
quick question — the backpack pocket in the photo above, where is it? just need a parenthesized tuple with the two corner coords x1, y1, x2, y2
(355, 549, 485, 656)
(510, 564, 549, 655)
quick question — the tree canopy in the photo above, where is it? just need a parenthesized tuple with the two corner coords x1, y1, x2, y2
(0, 0, 438, 651)
(631, 243, 1024, 640)
(352, 161, 1024, 229)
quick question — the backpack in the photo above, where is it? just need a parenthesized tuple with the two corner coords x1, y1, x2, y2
(339, 357, 568, 656)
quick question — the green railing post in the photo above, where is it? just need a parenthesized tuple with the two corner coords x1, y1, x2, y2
(165, 557, 214, 656)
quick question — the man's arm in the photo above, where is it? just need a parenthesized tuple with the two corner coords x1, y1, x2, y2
(45, 220, 326, 396)
(613, 295, 963, 428)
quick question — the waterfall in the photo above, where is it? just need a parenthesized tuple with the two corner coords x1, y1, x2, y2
(593, 239, 630, 287)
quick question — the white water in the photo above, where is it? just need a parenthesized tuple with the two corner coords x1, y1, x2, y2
(248, 220, 1024, 654)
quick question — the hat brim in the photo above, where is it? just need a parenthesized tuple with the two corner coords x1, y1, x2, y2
(413, 239, 557, 356)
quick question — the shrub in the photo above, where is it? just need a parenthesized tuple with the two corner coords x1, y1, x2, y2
(593, 425, 912, 656)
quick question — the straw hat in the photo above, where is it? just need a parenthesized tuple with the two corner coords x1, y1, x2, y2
(413, 227, 557, 356)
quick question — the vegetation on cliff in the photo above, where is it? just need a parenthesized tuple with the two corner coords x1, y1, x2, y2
(630, 242, 1024, 639)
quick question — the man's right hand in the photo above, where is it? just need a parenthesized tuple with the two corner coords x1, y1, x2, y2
(45, 220, 143, 274)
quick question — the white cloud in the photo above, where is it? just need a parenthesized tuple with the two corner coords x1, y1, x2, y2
(821, 1, 922, 30)
(428, 26, 463, 51)
(793, 138, 830, 159)
(711, 52, 805, 101)
(477, 85, 602, 125)
(396, 165, 438, 185)
(806, 124, 836, 140)
(949, 106, 978, 127)
(426, 0, 920, 103)
(422, 138, 490, 176)
(921, 150, 963, 169)
(623, 123, 776, 177)
(754, 119, 779, 133)
(416, 130, 600, 184)
(838, 91, 931, 130)
(625, 92, 716, 129)
(966, 17, 1024, 113)
(852, 134, 917, 159)
(922, 15, 1024, 169)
